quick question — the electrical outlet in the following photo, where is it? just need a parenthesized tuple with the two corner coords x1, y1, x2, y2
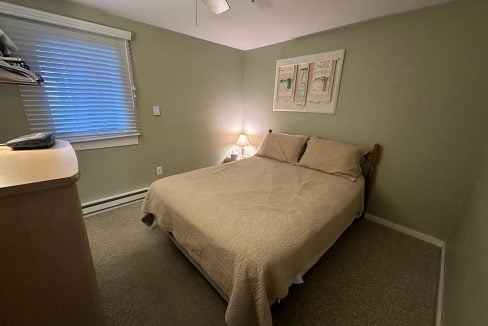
(152, 106, 161, 116)
(156, 166, 163, 175)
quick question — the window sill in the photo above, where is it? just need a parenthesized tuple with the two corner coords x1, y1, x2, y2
(68, 134, 139, 151)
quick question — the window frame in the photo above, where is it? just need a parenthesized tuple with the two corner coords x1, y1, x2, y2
(0, 1, 139, 151)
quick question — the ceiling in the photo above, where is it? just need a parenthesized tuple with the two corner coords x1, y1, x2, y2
(70, 0, 451, 50)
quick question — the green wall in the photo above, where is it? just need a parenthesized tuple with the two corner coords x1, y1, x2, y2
(443, 139, 488, 325)
(242, 0, 488, 240)
(1, 0, 487, 241)
(0, 0, 244, 203)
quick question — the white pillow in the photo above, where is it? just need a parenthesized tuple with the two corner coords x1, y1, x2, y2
(257, 132, 308, 163)
(298, 137, 365, 180)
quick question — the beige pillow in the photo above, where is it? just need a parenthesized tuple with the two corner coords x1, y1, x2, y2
(257, 132, 308, 163)
(298, 137, 364, 180)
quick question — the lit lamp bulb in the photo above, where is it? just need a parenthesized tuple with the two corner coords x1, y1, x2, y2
(235, 134, 250, 157)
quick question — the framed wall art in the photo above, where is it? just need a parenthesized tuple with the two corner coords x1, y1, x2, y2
(274, 64, 297, 103)
(272, 49, 345, 114)
(294, 63, 310, 106)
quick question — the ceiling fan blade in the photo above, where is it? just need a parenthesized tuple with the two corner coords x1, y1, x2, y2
(201, 0, 230, 14)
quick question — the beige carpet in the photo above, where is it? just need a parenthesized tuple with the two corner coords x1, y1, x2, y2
(85, 202, 441, 326)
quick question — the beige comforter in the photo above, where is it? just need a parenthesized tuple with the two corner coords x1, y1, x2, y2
(141, 156, 364, 326)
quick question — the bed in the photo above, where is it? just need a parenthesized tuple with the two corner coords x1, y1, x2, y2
(141, 133, 380, 326)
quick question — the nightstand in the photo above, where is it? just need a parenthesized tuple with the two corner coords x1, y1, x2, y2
(223, 155, 251, 164)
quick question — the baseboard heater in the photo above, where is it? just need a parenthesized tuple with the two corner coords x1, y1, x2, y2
(82, 187, 148, 216)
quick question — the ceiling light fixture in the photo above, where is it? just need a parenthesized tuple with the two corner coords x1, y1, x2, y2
(195, 0, 254, 27)
(201, 0, 230, 14)
(195, 0, 230, 27)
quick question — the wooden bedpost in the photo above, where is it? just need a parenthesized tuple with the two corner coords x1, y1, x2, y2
(362, 143, 381, 217)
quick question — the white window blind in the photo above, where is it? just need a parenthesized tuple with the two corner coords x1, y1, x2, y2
(0, 14, 139, 142)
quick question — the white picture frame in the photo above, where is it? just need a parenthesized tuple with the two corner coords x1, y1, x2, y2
(272, 49, 345, 114)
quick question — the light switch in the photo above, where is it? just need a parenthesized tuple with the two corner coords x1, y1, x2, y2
(152, 106, 161, 116)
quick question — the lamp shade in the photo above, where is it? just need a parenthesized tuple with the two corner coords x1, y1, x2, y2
(235, 134, 250, 147)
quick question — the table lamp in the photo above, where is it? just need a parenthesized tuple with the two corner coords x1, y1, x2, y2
(235, 134, 250, 157)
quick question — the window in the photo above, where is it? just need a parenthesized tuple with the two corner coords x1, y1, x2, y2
(0, 6, 139, 150)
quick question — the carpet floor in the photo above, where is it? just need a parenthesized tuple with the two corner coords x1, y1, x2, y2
(85, 202, 441, 326)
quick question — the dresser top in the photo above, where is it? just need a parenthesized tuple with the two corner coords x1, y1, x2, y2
(0, 140, 79, 196)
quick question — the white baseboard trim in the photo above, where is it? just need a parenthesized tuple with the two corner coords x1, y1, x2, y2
(82, 187, 148, 217)
(364, 213, 445, 326)
(364, 213, 444, 247)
